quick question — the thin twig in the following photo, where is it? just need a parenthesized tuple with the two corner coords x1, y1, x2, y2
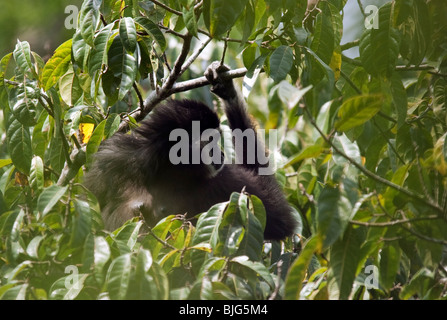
(149, 0, 182, 15)
(304, 106, 444, 215)
(350, 215, 441, 227)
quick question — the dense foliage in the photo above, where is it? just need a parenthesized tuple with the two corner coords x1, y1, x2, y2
(1, 0, 447, 300)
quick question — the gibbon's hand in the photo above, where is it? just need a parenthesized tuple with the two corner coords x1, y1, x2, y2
(204, 61, 237, 100)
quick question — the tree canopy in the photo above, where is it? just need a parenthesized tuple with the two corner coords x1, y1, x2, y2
(0, 0, 447, 300)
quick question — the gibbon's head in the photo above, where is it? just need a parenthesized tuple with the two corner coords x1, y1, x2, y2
(135, 99, 224, 181)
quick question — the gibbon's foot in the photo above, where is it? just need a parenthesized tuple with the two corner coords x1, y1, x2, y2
(204, 61, 237, 100)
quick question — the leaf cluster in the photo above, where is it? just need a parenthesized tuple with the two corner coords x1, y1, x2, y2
(1, 0, 447, 300)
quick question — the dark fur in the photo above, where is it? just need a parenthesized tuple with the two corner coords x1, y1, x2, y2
(85, 64, 297, 240)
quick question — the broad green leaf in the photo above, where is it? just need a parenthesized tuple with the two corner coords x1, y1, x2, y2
(59, 68, 83, 106)
(269, 46, 294, 83)
(53, 273, 89, 300)
(390, 73, 407, 128)
(316, 186, 352, 248)
(41, 39, 73, 91)
(6, 116, 32, 174)
(183, 7, 198, 38)
(359, 3, 400, 78)
(72, 30, 89, 68)
(70, 199, 93, 247)
(335, 94, 383, 132)
(48, 128, 65, 175)
(83, 235, 110, 276)
(119, 17, 137, 52)
(217, 193, 244, 257)
(396, 0, 430, 65)
(231, 256, 275, 289)
(191, 202, 227, 273)
(79, 0, 102, 46)
(134, 17, 167, 51)
(242, 53, 268, 99)
(9, 84, 39, 126)
(327, 226, 362, 300)
(284, 236, 321, 300)
(26, 236, 44, 259)
(37, 185, 68, 217)
(332, 133, 361, 166)
(106, 253, 132, 300)
(110, 221, 142, 254)
(1, 284, 28, 300)
(88, 23, 116, 77)
(13, 40, 34, 77)
(29, 156, 44, 191)
(310, 5, 335, 64)
(379, 243, 401, 291)
(107, 36, 137, 101)
(285, 144, 325, 167)
(277, 81, 312, 109)
(399, 268, 434, 300)
(192, 202, 227, 249)
(237, 195, 264, 261)
(203, 0, 249, 38)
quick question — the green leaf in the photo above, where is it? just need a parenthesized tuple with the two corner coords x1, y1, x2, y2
(277, 81, 312, 109)
(88, 23, 116, 77)
(29, 156, 44, 191)
(70, 200, 93, 247)
(327, 226, 362, 300)
(13, 40, 34, 77)
(134, 17, 167, 51)
(107, 36, 138, 101)
(390, 73, 407, 128)
(335, 94, 383, 132)
(106, 253, 132, 300)
(48, 128, 65, 175)
(203, 0, 249, 38)
(396, 0, 430, 65)
(183, 7, 198, 38)
(6, 116, 32, 174)
(59, 68, 83, 106)
(379, 243, 401, 291)
(285, 144, 325, 167)
(399, 268, 434, 300)
(119, 17, 137, 52)
(359, 3, 400, 78)
(79, 0, 102, 46)
(231, 256, 275, 289)
(191, 202, 227, 273)
(110, 221, 142, 254)
(37, 185, 68, 217)
(41, 39, 73, 91)
(284, 236, 321, 300)
(237, 195, 264, 261)
(9, 84, 39, 126)
(310, 5, 335, 64)
(269, 46, 294, 83)
(316, 186, 352, 248)
(332, 133, 361, 166)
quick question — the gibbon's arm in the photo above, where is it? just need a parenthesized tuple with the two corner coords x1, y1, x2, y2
(204, 62, 269, 171)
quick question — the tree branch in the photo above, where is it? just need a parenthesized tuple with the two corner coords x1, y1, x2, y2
(149, 0, 182, 15)
(303, 105, 445, 215)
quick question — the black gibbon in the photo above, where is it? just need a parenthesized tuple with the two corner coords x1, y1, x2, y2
(85, 62, 297, 240)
